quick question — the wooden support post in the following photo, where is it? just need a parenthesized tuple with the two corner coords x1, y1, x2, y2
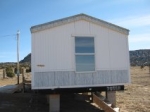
(3, 69, 6, 79)
(49, 94, 60, 112)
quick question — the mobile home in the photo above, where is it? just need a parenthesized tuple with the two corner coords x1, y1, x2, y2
(31, 13, 130, 111)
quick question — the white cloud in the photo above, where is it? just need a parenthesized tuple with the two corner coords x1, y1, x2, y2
(129, 33, 150, 43)
(111, 14, 150, 28)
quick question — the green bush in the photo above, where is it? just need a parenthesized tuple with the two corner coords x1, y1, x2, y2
(6, 71, 15, 77)
(6, 67, 15, 77)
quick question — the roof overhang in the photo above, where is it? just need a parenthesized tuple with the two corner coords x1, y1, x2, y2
(30, 13, 129, 35)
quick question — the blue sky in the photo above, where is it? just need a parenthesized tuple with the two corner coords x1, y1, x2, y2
(0, 0, 150, 62)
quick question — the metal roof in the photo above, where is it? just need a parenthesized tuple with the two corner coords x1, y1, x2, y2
(30, 13, 129, 35)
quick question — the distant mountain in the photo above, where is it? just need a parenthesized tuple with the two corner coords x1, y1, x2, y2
(130, 49, 150, 66)
(20, 53, 31, 63)
(20, 49, 150, 66)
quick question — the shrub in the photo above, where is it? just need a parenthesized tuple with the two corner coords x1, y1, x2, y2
(6, 71, 15, 77)
(6, 67, 15, 77)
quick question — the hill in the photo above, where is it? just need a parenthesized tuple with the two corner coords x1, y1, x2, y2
(20, 53, 31, 63)
(130, 49, 150, 66)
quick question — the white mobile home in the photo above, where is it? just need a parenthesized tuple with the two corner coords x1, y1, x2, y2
(30, 14, 130, 92)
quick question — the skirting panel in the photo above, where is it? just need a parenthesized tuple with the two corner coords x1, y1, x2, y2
(33, 70, 129, 89)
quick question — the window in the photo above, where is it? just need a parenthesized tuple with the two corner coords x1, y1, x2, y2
(75, 37, 95, 72)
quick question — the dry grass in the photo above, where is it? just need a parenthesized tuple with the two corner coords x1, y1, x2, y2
(0, 73, 23, 86)
(117, 66, 150, 112)
(0, 70, 31, 86)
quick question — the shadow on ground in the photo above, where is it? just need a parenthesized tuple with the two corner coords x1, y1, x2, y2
(0, 93, 103, 112)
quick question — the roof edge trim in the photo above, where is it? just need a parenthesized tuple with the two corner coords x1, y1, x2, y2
(30, 13, 129, 35)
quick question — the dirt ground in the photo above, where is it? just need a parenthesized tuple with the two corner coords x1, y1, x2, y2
(116, 66, 150, 112)
(0, 67, 150, 112)
(0, 70, 31, 86)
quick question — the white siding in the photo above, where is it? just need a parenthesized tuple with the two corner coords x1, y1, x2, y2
(32, 19, 130, 89)
(90, 23, 110, 70)
(74, 20, 91, 34)
(108, 30, 129, 69)
(32, 22, 75, 72)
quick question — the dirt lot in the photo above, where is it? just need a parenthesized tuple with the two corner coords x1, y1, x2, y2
(0, 67, 150, 112)
(0, 69, 31, 86)
(116, 66, 150, 112)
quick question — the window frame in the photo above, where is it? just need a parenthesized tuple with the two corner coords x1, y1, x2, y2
(74, 36, 96, 73)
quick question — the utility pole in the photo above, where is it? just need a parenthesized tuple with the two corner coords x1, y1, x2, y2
(17, 30, 20, 84)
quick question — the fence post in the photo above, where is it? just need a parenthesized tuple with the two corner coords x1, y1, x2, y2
(3, 69, 6, 79)
(12, 67, 15, 74)
(22, 68, 26, 93)
(149, 64, 150, 75)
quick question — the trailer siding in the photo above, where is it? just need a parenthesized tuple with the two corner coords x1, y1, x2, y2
(33, 70, 128, 89)
(31, 14, 130, 89)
